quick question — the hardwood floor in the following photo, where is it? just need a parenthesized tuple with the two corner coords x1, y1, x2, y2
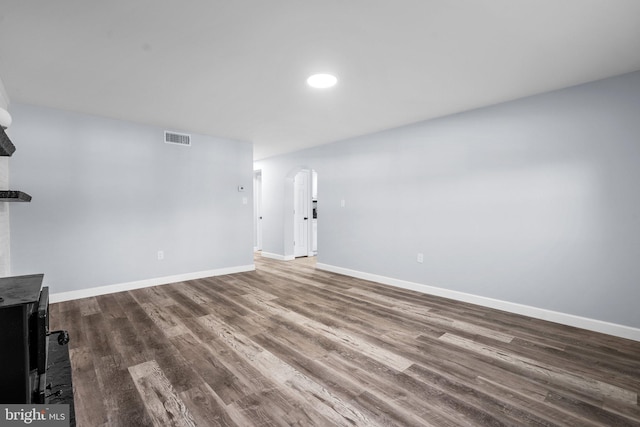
(50, 254, 640, 426)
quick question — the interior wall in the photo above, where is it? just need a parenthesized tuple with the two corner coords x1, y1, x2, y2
(255, 71, 640, 329)
(0, 75, 11, 277)
(9, 103, 254, 293)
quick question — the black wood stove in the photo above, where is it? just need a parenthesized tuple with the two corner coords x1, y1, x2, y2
(0, 274, 69, 404)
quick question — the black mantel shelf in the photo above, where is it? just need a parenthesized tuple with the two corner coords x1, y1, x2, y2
(0, 126, 16, 156)
(0, 191, 32, 202)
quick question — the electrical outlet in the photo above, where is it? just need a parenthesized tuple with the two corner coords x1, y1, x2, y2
(340, 199, 346, 208)
(158, 250, 164, 260)
(417, 253, 424, 263)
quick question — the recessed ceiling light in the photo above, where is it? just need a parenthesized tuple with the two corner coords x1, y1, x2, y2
(307, 73, 338, 89)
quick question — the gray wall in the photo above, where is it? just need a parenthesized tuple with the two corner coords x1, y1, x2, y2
(9, 104, 254, 293)
(255, 71, 640, 329)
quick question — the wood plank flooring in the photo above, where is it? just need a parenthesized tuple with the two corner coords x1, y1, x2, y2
(49, 254, 640, 426)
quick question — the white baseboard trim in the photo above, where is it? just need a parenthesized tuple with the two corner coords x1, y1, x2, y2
(316, 263, 640, 342)
(50, 264, 256, 303)
(261, 252, 295, 261)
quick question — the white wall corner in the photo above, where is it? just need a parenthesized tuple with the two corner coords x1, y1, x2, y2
(0, 75, 10, 109)
(49, 264, 255, 303)
(0, 73, 10, 276)
(316, 263, 640, 343)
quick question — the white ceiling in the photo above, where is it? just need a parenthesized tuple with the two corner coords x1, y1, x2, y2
(1, 1, 639, 160)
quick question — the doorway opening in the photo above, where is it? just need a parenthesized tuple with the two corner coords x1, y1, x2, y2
(293, 169, 318, 258)
(253, 170, 262, 252)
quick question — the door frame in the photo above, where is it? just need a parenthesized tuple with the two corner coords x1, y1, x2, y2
(293, 169, 311, 257)
(253, 169, 262, 251)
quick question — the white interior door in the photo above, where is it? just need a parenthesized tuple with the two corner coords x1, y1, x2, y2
(254, 171, 262, 251)
(311, 169, 318, 255)
(294, 170, 310, 257)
